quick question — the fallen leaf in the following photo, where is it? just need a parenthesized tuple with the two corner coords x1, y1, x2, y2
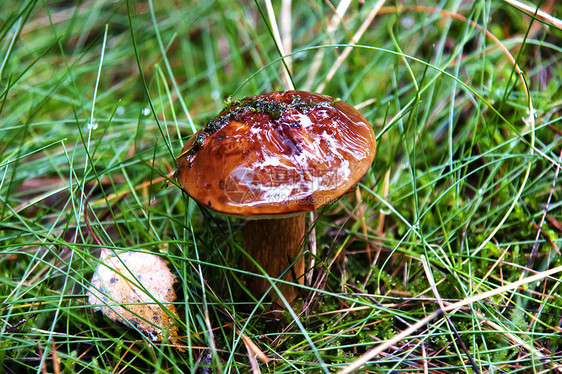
(87, 251, 182, 350)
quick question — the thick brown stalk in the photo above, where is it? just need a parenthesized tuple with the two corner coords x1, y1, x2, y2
(243, 214, 306, 305)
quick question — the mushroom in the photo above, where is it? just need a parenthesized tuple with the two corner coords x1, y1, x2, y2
(176, 90, 376, 306)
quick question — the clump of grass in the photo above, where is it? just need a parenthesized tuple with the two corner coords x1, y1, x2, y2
(1, 1, 561, 373)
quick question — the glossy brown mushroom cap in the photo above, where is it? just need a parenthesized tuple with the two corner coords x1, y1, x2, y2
(175, 90, 376, 216)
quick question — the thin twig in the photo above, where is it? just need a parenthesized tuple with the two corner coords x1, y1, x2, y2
(336, 265, 562, 374)
(476, 309, 562, 373)
(306, 211, 317, 286)
(355, 187, 371, 261)
(281, 0, 292, 77)
(524, 146, 562, 275)
(51, 340, 60, 374)
(264, 0, 294, 90)
(504, 0, 562, 28)
(316, 0, 386, 92)
(240, 329, 270, 364)
(421, 256, 480, 374)
(376, 168, 390, 264)
(421, 342, 428, 374)
(304, 0, 351, 91)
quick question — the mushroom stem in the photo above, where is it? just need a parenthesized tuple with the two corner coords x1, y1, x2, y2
(242, 214, 306, 305)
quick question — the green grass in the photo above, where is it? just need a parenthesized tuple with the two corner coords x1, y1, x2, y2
(1, 0, 562, 373)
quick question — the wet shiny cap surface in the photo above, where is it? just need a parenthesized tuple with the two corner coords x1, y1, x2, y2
(175, 90, 376, 216)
